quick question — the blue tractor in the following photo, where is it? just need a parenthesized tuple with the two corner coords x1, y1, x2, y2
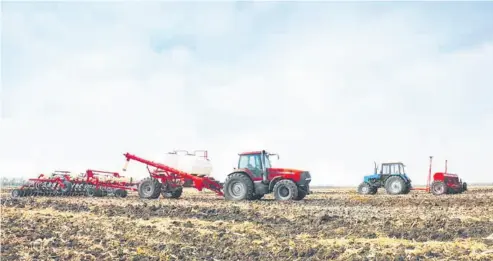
(357, 162, 412, 195)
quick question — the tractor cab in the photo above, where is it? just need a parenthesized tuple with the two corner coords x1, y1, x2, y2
(237, 150, 278, 180)
(378, 162, 410, 181)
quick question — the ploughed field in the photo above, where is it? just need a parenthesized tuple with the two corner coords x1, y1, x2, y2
(2, 187, 493, 261)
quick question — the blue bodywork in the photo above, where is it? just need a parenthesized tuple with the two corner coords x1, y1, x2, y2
(363, 173, 411, 183)
(363, 174, 381, 183)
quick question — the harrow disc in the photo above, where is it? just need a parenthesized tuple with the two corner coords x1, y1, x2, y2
(11, 189, 23, 198)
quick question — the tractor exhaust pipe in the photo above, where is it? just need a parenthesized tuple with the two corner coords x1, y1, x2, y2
(261, 150, 268, 183)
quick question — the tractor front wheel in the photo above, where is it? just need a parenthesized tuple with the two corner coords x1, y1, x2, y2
(294, 189, 307, 200)
(369, 187, 378, 195)
(357, 182, 372, 195)
(273, 179, 299, 201)
(223, 173, 254, 201)
(431, 181, 446, 195)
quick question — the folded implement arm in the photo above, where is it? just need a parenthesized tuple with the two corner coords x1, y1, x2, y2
(123, 153, 223, 197)
(84, 169, 138, 195)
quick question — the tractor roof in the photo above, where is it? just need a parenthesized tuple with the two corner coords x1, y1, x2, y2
(239, 151, 263, 155)
(382, 162, 405, 165)
(434, 172, 459, 179)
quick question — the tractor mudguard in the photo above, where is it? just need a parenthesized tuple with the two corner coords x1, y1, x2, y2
(268, 176, 285, 192)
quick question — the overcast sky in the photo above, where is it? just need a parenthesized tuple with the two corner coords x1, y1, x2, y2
(1, 2, 492, 186)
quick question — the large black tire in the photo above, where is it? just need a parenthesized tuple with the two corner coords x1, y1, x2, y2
(462, 182, 468, 192)
(94, 188, 106, 197)
(11, 189, 23, 198)
(294, 189, 307, 200)
(115, 189, 128, 198)
(431, 181, 446, 195)
(273, 179, 299, 201)
(357, 182, 372, 195)
(250, 194, 264, 200)
(385, 176, 406, 195)
(86, 187, 96, 197)
(60, 181, 72, 195)
(138, 178, 162, 199)
(162, 186, 183, 199)
(223, 172, 254, 201)
(402, 185, 411, 194)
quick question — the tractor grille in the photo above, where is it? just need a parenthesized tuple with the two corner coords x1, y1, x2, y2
(300, 171, 311, 186)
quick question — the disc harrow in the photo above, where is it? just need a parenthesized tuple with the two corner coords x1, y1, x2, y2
(11, 169, 139, 198)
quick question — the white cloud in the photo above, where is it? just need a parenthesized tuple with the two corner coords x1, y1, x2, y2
(1, 2, 492, 187)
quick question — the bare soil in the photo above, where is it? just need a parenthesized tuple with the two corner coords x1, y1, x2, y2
(1, 187, 493, 260)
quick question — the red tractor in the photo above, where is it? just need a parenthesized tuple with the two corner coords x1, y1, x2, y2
(223, 150, 312, 201)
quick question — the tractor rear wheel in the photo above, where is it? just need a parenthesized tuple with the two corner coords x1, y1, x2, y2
(462, 182, 468, 192)
(224, 173, 254, 201)
(385, 176, 406, 195)
(431, 181, 446, 195)
(162, 187, 183, 199)
(402, 185, 411, 194)
(357, 182, 372, 195)
(273, 179, 299, 201)
(138, 178, 162, 199)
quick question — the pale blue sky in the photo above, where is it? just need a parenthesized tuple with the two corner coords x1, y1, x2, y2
(1, 2, 492, 185)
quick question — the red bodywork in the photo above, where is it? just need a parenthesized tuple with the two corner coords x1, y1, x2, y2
(237, 151, 305, 183)
(235, 167, 305, 183)
(123, 153, 223, 196)
(21, 169, 138, 192)
(432, 172, 462, 191)
(82, 169, 138, 191)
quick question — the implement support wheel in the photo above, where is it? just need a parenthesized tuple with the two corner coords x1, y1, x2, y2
(431, 181, 446, 195)
(138, 178, 161, 199)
